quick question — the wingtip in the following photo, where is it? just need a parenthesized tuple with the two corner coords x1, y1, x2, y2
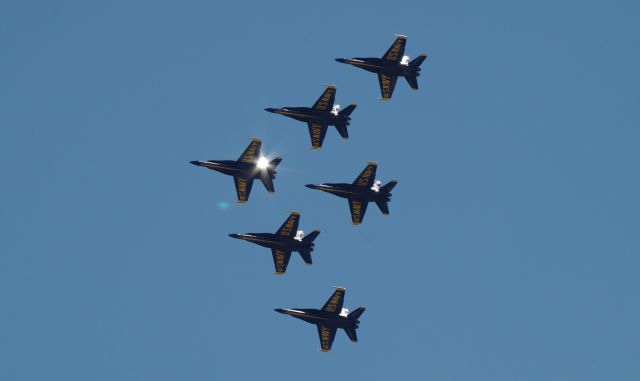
(236, 200, 247, 204)
(367, 161, 378, 166)
(351, 221, 361, 225)
(273, 272, 285, 276)
(394, 33, 408, 39)
(322, 84, 336, 89)
(249, 137, 262, 142)
(290, 211, 300, 215)
(333, 286, 346, 291)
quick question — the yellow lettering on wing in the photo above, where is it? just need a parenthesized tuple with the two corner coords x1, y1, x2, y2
(238, 178, 247, 200)
(386, 39, 403, 61)
(311, 125, 322, 147)
(356, 167, 373, 187)
(351, 201, 362, 221)
(279, 216, 296, 237)
(381, 75, 391, 99)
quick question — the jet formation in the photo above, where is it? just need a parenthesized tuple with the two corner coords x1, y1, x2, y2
(265, 85, 357, 149)
(189, 35, 427, 351)
(275, 287, 365, 352)
(228, 212, 320, 275)
(190, 138, 282, 203)
(306, 162, 398, 225)
(336, 34, 427, 100)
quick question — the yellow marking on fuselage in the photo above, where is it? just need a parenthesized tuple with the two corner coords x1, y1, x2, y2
(277, 111, 314, 119)
(242, 237, 282, 245)
(348, 60, 386, 69)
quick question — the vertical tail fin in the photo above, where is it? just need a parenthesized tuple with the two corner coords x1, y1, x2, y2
(302, 229, 321, 242)
(380, 179, 398, 193)
(338, 103, 357, 117)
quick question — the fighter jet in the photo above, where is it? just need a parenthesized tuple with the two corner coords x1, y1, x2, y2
(228, 212, 320, 275)
(265, 85, 357, 149)
(189, 138, 282, 203)
(275, 287, 365, 352)
(335, 34, 427, 100)
(306, 162, 397, 225)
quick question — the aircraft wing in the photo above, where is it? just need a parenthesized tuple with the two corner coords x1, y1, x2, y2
(348, 199, 368, 225)
(237, 138, 261, 164)
(377, 73, 398, 100)
(312, 85, 336, 111)
(317, 324, 337, 352)
(382, 35, 407, 63)
(233, 176, 254, 203)
(271, 248, 292, 275)
(307, 122, 328, 149)
(353, 162, 377, 188)
(275, 212, 300, 238)
(321, 287, 345, 313)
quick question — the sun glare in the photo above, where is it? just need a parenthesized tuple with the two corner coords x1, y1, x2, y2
(256, 157, 269, 169)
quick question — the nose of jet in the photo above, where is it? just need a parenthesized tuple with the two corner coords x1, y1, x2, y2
(335, 58, 348, 63)
(190, 160, 202, 166)
(305, 184, 319, 190)
(228, 233, 242, 239)
(274, 308, 286, 314)
(264, 108, 278, 113)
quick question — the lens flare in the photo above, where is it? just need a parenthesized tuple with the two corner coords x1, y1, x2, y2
(256, 157, 269, 169)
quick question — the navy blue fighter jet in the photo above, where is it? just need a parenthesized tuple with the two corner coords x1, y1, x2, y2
(275, 287, 365, 352)
(190, 138, 282, 203)
(265, 85, 357, 149)
(306, 162, 397, 225)
(335, 34, 427, 100)
(228, 211, 320, 275)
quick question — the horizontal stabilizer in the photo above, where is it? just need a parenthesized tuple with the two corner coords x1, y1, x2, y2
(409, 54, 427, 68)
(335, 123, 349, 139)
(298, 249, 313, 265)
(338, 103, 357, 116)
(348, 306, 366, 322)
(380, 179, 398, 193)
(375, 200, 389, 215)
(269, 157, 282, 168)
(344, 327, 358, 342)
(302, 229, 321, 242)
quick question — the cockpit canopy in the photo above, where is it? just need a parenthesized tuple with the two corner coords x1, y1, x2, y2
(331, 104, 341, 116)
(294, 230, 304, 241)
(400, 55, 410, 66)
(371, 180, 381, 192)
(339, 308, 349, 317)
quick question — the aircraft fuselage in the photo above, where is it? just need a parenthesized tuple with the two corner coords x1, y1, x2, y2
(274, 308, 357, 329)
(190, 160, 273, 179)
(265, 107, 351, 126)
(336, 57, 420, 78)
(306, 183, 392, 203)
(228, 233, 314, 252)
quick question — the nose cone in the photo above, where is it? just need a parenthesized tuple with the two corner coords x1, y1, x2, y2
(264, 108, 278, 113)
(228, 233, 241, 239)
(190, 160, 202, 166)
(335, 58, 348, 63)
(305, 184, 319, 190)
(274, 308, 286, 314)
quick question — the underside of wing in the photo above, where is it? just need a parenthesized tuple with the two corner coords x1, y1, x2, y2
(317, 324, 337, 352)
(237, 139, 261, 164)
(275, 212, 300, 238)
(382, 35, 407, 63)
(307, 122, 328, 149)
(233, 176, 254, 203)
(271, 248, 291, 275)
(353, 162, 377, 188)
(312, 85, 336, 111)
(321, 287, 345, 313)
(348, 199, 368, 225)
(378, 73, 398, 100)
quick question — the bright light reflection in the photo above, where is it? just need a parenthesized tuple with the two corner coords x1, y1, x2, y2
(256, 157, 269, 169)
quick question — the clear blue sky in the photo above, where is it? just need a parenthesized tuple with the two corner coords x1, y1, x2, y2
(2, 1, 639, 380)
